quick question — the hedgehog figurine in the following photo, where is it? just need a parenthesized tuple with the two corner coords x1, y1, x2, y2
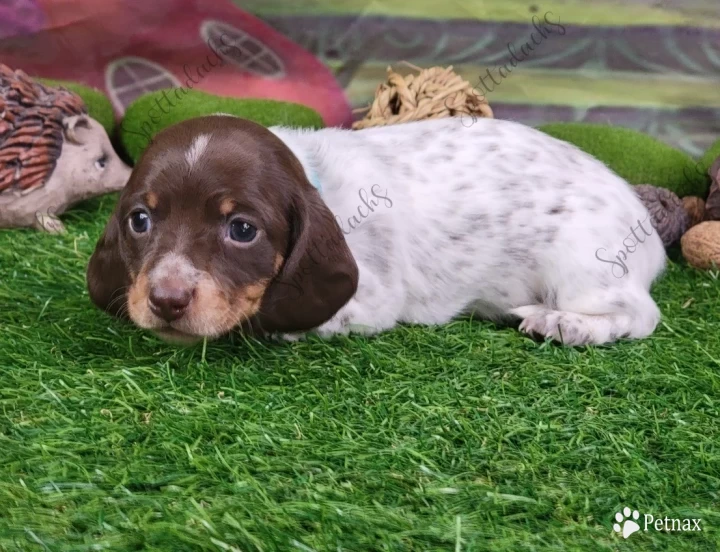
(0, 64, 131, 233)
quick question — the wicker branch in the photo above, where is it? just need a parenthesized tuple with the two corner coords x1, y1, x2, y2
(352, 63, 493, 130)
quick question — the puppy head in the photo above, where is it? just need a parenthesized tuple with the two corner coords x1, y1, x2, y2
(87, 116, 358, 343)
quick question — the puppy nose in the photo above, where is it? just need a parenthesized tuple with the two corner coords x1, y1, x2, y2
(148, 279, 194, 322)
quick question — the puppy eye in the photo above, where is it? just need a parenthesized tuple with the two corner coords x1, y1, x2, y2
(228, 219, 257, 243)
(95, 154, 108, 171)
(129, 210, 151, 234)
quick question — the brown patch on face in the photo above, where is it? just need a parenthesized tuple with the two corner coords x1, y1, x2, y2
(145, 192, 159, 209)
(220, 198, 236, 216)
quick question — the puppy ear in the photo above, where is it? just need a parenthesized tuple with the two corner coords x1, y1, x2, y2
(257, 188, 359, 333)
(87, 210, 130, 318)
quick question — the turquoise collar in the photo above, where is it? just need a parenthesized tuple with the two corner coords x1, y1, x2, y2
(306, 168, 321, 193)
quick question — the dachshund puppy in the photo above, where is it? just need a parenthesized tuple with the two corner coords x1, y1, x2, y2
(87, 115, 666, 345)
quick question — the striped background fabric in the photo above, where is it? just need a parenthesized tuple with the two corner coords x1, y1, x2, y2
(242, 0, 720, 157)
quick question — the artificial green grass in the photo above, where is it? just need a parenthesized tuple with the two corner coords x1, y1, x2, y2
(539, 123, 710, 198)
(120, 91, 325, 163)
(1, 198, 719, 551)
(37, 79, 116, 138)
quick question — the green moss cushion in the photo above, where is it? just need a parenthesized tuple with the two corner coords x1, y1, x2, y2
(698, 138, 720, 179)
(538, 123, 709, 198)
(37, 79, 115, 137)
(120, 89, 325, 163)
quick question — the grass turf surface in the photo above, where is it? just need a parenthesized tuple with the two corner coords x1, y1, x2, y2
(1, 197, 719, 552)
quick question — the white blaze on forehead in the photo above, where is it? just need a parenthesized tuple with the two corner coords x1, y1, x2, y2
(149, 252, 200, 284)
(185, 134, 211, 169)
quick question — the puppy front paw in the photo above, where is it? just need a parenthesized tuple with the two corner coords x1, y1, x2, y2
(269, 332, 307, 342)
(314, 313, 352, 338)
(315, 307, 380, 338)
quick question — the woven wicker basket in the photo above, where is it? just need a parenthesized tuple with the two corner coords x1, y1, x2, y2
(352, 63, 493, 130)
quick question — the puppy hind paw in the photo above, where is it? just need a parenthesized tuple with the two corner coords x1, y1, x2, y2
(513, 306, 594, 346)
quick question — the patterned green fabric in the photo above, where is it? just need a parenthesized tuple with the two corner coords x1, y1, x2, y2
(243, 0, 720, 158)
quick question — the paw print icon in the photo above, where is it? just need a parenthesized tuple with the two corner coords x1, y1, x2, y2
(614, 507, 641, 539)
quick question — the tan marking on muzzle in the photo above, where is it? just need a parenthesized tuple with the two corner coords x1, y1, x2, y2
(244, 281, 268, 304)
(127, 254, 199, 331)
(273, 253, 284, 275)
(180, 278, 270, 337)
(127, 251, 273, 340)
(127, 271, 155, 328)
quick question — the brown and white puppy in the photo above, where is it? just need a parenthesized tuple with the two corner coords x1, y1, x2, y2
(87, 116, 358, 343)
(90, 114, 666, 347)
